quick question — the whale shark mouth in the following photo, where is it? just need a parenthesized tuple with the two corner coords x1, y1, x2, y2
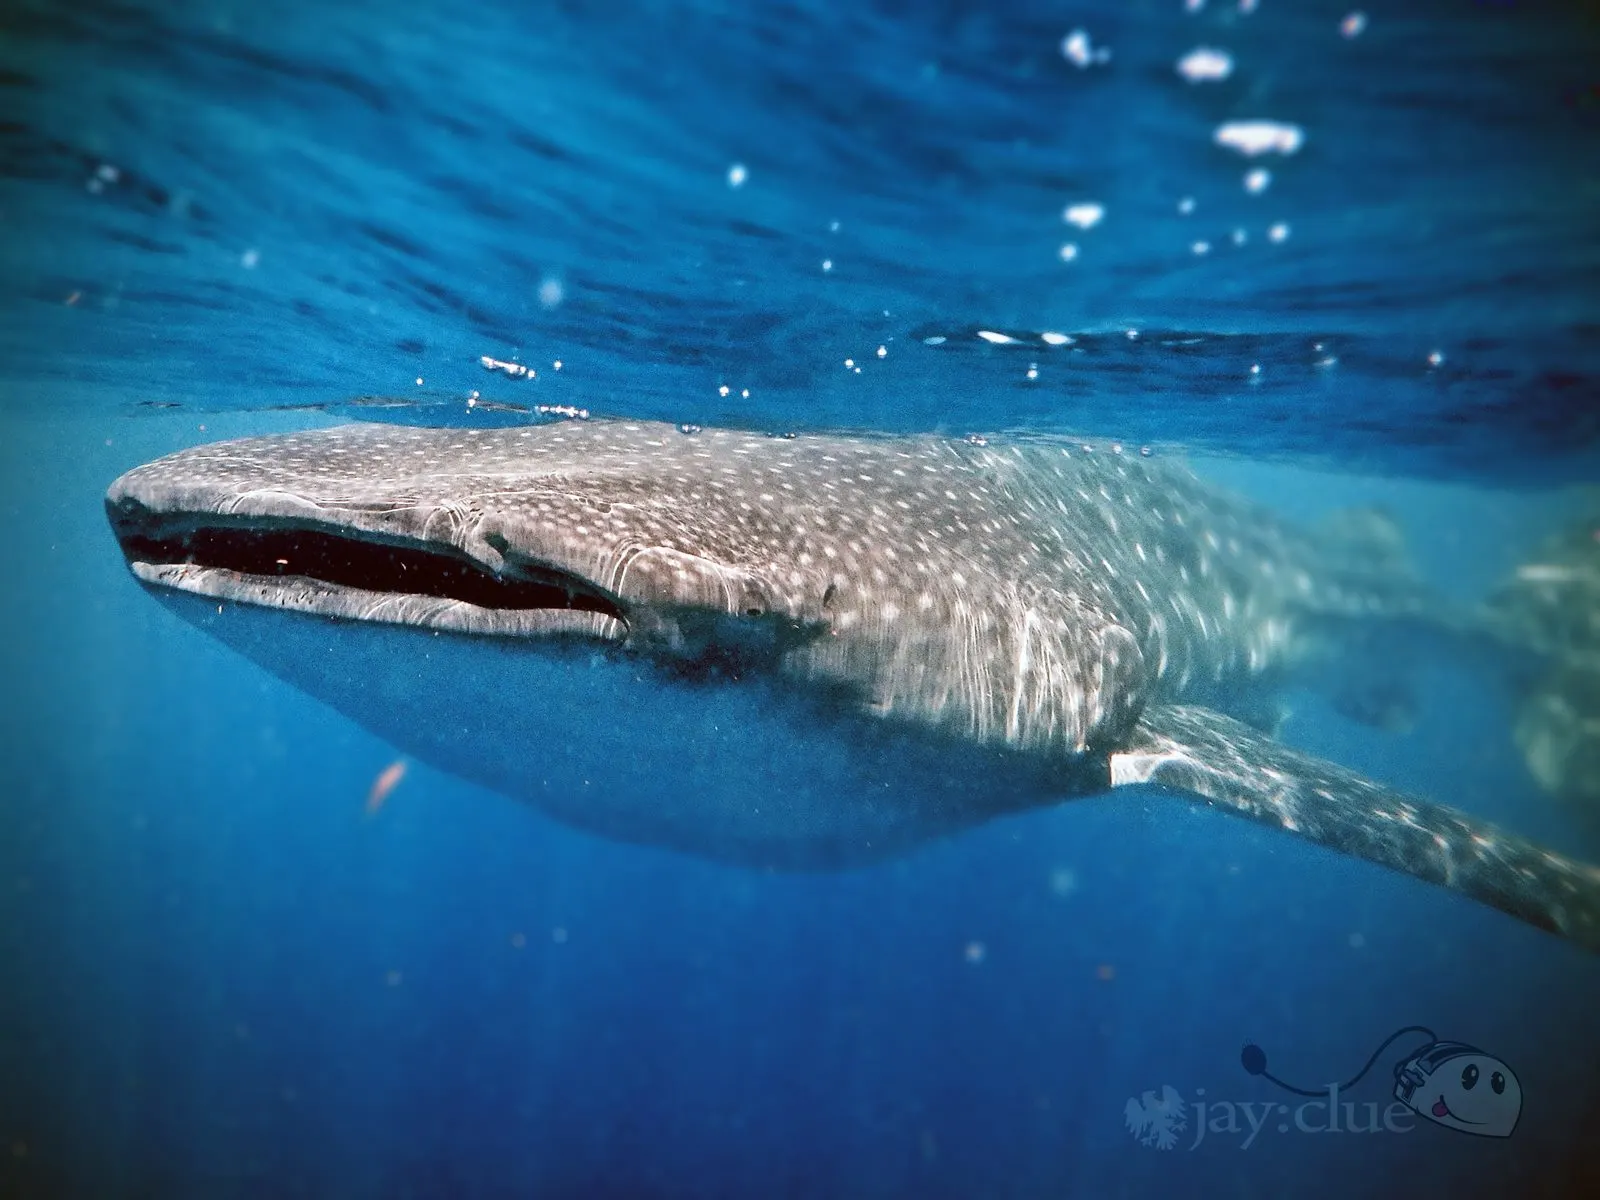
(106, 501, 627, 635)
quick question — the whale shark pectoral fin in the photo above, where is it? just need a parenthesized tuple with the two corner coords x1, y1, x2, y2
(1108, 703, 1600, 954)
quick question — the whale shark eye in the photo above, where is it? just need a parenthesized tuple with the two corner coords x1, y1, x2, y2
(1461, 1063, 1479, 1090)
(1491, 1071, 1505, 1094)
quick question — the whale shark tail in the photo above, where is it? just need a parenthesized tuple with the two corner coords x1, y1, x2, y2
(1289, 506, 1454, 733)
(1515, 666, 1600, 834)
(1483, 495, 1600, 821)
(1108, 703, 1600, 954)
(1313, 505, 1414, 580)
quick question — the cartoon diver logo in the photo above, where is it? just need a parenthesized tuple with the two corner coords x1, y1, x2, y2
(1241, 1025, 1521, 1139)
(1392, 1041, 1521, 1137)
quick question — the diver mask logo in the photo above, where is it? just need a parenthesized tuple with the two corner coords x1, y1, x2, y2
(1242, 1025, 1521, 1140)
(1392, 1042, 1521, 1138)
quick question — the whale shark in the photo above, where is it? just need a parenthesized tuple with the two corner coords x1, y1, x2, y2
(104, 418, 1600, 952)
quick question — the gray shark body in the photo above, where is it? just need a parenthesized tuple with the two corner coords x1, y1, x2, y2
(106, 419, 1600, 951)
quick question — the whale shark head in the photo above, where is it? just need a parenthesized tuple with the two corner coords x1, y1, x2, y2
(106, 419, 1148, 759)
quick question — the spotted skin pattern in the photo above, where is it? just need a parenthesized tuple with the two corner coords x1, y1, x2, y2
(107, 420, 1600, 951)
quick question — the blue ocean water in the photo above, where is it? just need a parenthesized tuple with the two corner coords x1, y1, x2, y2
(2, 0, 1599, 1196)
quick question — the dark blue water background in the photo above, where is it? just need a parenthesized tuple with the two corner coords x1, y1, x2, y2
(2, 0, 1598, 1195)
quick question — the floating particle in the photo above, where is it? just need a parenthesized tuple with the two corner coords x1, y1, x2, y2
(480, 356, 531, 379)
(1176, 47, 1233, 83)
(240, 248, 261, 269)
(1267, 222, 1290, 242)
(1062, 202, 1104, 229)
(718, 384, 730, 397)
(726, 163, 747, 188)
(1427, 350, 1445, 367)
(1040, 331, 1074, 346)
(821, 259, 833, 272)
(1231, 228, 1247, 245)
(741, 388, 750, 399)
(1061, 29, 1111, 68)
(1026, 364, 1038, 380)
(366, 759, 407, 815)
(1191, 240, 1211, 255)
(828, 219, 840, 232)
(922, 335, 947, 345)
(510, 932, 527, 949)
(1178, 196, 1196, 215)
(1249, 363, 1262, 375)
(385, 969, 403, 987)
(1244, 167, 1271, 194)
(977, 330, 1020, 345)
(1341, 11, 1367, 38)
(1214, 120, 1304, 157)
(552, 360, 563, 370)
(964, 941, 987, 964)
(415, 377, 424, 386)
(1096, 964, 1116, 981)
(552, 927, 569, 944)
(1348, 931, 1366, 949)
(1058, 242, 1079, 262)
(538, 278, 564, 308)
(1126, 328, 1140, 340)
(876, 345, 886, 358)
(844, 358, 855, 368)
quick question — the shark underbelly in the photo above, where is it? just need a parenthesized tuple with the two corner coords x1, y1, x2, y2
(150, 587, 1097, 868)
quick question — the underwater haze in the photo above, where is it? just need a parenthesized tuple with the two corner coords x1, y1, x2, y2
(2, 0, 1599, 1196)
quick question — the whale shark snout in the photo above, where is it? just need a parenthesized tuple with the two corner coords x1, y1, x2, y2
(106, 486, 633, 643)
